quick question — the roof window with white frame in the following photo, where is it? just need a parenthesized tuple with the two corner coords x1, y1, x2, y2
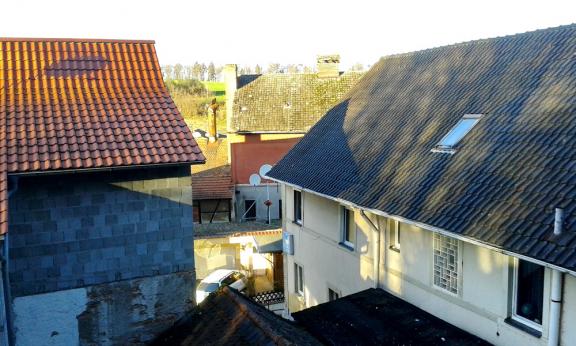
(432, 114, 483, 154)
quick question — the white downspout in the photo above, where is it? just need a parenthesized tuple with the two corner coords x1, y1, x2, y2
(360, 211, 380, 288)
(548, 208, 564, 346)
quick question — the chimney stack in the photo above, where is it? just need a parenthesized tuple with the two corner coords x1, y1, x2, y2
(317, 54, 340, 78)
(223, 64, 238, 133)
(207, 98, 219, 142)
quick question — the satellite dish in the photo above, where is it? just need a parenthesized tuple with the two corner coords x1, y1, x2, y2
(249, 174, 261, 186)
(259, 164, 273, 178)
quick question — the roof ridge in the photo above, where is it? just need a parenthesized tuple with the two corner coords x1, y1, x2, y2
(223, 287, 294, 343)
(0, 37, 155, 44)
(376, 22, 576, 62)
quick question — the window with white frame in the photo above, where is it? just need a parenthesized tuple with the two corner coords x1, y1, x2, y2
(512, 259, 544, 327)
(433, 114, 483, 153)
(433, 233, 460, 294)
(340, 206, 355, 249)
(294, 263, 304, 295)
(293, 190, 302, 224)
(388, 219, 400, 251)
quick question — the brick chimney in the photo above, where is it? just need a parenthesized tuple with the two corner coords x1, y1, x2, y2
(317, 55, 340, 78)
(223, 64, 238, 133)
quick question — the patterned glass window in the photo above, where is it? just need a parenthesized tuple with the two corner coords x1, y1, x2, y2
(433, 233, 460, 294)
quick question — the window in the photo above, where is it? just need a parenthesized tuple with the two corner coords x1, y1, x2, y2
(244, 200, 257, 220)
(279, 199, 282, 219)
(388, 219, 400, 251)
(433, 114, 482, 153)
(194, 199, 231, 224)
(433, 233, 460, 294)
(512, 259, 544, 327)
(340, 207, 355, 249)
(328, 288, 340, 301)
(293, 190, 302, 224)
(294, 263, 304, 295)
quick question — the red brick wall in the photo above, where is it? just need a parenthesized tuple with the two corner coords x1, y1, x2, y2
(231, 135, 301, 184)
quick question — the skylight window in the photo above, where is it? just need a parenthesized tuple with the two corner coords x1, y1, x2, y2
(433, 114, 482, 153)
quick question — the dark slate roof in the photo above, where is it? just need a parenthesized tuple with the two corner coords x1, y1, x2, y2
(293, 288, 489, 345)
(268, 24, 576, 272)
(151, 286, 320, 346)
(230, 72, 363, 133)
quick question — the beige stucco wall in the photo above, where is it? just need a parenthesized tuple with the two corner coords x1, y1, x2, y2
(282, 184, 576, 346)
(194, 238, 239, 279)
(284, 187, 374, 311)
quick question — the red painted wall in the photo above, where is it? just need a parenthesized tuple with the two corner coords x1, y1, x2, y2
(231, 135, 301, 184)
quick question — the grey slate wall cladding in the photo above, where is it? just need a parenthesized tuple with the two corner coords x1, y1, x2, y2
(8, 165, 194, 297)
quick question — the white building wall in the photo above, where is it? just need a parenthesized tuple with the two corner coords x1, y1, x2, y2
(282, 184, 576, 346)
(284, 187, 374, 311)
(561, 275, 576, 346)
(14, 288, 87, 346)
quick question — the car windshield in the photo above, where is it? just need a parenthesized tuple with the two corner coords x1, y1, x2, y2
(197, 282, 219, 293)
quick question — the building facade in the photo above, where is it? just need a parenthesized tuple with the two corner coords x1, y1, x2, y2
(223, 59, 363, 223)
(282, 186, 576, 345)
(0, 38, 204, 345)
(269, 24, 576, 346)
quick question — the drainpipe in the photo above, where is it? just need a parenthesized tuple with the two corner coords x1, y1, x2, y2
(548, 208, 564, 346)
(360, 211, 380, 288)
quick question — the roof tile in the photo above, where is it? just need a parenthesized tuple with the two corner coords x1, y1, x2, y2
(0, 38, 205, 234)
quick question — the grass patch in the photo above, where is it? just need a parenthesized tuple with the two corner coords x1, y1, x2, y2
(202, 81, 226, 102)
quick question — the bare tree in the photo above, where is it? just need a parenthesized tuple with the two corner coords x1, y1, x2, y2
(267, 63, 280, 74)
(162, 65, 173, 80)
(207, 62, 216, 81)
(255, 64, 262, 74)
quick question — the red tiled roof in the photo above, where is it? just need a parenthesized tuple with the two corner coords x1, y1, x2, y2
(192, 175, 233, 200)
(192, 138, 232, 200)
(0, 38, 205, 234)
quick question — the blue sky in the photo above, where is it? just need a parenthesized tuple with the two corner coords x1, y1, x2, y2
(2, 0, 575, 69)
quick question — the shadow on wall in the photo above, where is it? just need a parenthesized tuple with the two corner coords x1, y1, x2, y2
(8, 165, 195, 344)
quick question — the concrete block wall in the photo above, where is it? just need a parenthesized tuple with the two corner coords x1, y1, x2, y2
(7, 165, 194, 297)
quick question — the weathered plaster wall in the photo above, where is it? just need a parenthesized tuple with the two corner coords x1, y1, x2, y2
(8, 165, 194, 297)
(13, 272, 194, 346)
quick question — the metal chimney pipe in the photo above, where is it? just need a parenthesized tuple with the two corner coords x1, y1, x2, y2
(554, 208, 564, 236)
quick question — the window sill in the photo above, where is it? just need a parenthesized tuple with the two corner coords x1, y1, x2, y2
(338, 242, 355, 252)
(504, 317, 542, 338)
(389, 246, 401, 253)
(292, 221, 303, 227)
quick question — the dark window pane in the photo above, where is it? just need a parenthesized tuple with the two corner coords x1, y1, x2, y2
(294, 191, 302, 222)
(279, 199, 282, 219)
(244, 200, 256, 219)
(516, 260, 544, 324)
